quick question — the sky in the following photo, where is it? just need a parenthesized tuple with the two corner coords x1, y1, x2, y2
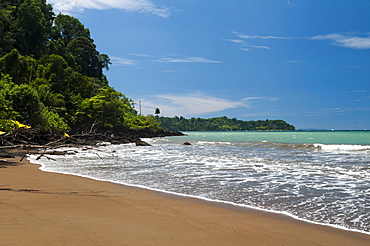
(47, 0, 370, 130)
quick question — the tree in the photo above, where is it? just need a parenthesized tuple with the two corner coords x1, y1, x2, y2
(75, 87, 136, 131)
(14, 0, 54, 57)
(50, 14, 90, 46)
(3, 83, 44, 126)
(48, 14, 110, 80)
(156, 116, 295, 131)
(0, 49, 36, 85)
(0, 2, 16, 56)
(155, 108, 160, 116)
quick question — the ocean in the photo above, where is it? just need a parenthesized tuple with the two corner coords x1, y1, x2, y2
(29, 131, 370, 234)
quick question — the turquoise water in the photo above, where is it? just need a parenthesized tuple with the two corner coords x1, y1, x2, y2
(31, 130, 370, 233)
(181, 130, 370, 145)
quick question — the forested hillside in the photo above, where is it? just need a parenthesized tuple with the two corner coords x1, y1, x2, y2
(0, 0, 159, 135)
(157, 116, 295, 131)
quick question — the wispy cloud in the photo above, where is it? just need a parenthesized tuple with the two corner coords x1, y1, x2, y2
(228, 31, 370, 51)
(252, 45, 270, 50)
(234, 32, 297, 40)
(129, 53, 153, 58)
(322, 107, 370, 112)
(48, 0, 171, 17)
(241, 97, 280, 102)
(154, 56, 222, 64)
(242, 112, 296, 117)
(137, 92, 277, 117)
(241, 97, 266, 101)
(311, 34, 370, 49)
(336, 89, 366, 94)
(224, 39, 244, 44)
(110, 56, 137, 66)
(161, 70, 177, 73)
(224, 32, 282, 51)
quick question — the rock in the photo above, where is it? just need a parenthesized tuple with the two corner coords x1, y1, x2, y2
(183, 142, 191, 145)
(135, 140, 151, 146)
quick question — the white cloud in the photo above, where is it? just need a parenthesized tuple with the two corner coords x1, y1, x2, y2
(225, 32, 274, 51)
(241, 97, 266, 101)
(230, 31, 370, 51)
(48, 0, 171, 17)
(311, 34, 370, 49)
(110, 56, 137, 66)
(154, 56, 222, 64)
(233, 32, 297, 40)
(136, 92, 279, 117)
(322, 107, 370, 112)
(252, 45, 270, 49)
(223, 39, 244, 44)
(137, 92, 250, 117)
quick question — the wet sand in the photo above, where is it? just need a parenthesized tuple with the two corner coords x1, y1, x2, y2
(1, 155, 370, 246)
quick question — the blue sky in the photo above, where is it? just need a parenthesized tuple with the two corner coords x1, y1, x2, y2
(48, 0, 370, 130)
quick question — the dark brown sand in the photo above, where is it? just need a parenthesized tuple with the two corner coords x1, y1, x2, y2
(1, 155, 370, 246)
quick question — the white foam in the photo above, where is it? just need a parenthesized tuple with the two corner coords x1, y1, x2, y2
(315, 144, 370, 151)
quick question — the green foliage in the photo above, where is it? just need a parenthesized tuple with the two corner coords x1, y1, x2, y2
(41, 107, 69, 132)
(75, 87, 135, 130)
(0, 49, 37, 84)
(157, 116, 295, 131)
(51, 14, 90, 45)
(126, 115, 161, 131)
(0, 74, 70, 133)
(48, 14, 109, 81)
(0, 1, 126, 134)
(0, 119, 16, 133)
(0, 2, 16, 56)
(2, 82, 44, 126)
(14, 0, 54, 57)
(0, 81, 18, 122)
(36, 84, 66, 112)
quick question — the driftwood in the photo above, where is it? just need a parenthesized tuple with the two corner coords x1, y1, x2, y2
(20, 150, 29, 162)
(1, 128, 185, 150)
(0, 145, 50, 149)
(35, 149, 56, 161)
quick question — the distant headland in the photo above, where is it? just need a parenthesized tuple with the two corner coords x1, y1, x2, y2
(157, 116, 295, 131)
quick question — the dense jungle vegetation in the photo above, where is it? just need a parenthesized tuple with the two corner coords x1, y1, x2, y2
(157, 116, 295, 131)
(0, 0, 160, 134)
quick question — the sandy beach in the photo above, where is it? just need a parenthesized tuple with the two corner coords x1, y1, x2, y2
(1, 153, 370, 246)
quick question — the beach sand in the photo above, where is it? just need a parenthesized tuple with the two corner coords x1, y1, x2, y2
(1, 154, 370, 246)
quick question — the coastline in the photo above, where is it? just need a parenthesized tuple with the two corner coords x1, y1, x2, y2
(1, 153, 370, 245)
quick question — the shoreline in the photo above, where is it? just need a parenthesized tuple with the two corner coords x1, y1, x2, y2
(34, 155, 370, 237)
(1, 153, 370, 245)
